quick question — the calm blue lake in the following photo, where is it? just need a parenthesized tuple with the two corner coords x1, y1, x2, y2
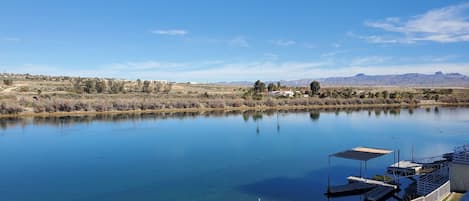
(0, 107, 468, 201)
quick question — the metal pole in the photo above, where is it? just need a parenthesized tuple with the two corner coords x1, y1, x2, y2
(328, 155, 331, 193)
(411, 144, 414, 162)
(397, 149, 400, 184)
(365, 161, 367, 179)
(393, 150, 396, 180)
(360, 161, 362, 177)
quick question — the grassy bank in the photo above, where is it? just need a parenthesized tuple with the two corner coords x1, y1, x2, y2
(1, 100, 468, 118)
(1, 73, 469, 118)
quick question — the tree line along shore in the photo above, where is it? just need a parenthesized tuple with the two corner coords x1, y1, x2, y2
(1, 73, 469, 116)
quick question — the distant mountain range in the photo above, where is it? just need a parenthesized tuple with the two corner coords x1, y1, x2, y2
(216, 72, 469, 87)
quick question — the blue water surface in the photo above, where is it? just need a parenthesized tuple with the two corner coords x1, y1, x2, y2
(0, 107, 468, 201)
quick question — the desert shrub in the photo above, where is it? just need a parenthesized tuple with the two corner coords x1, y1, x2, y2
(207, 99, 225, 108)
(33, 103, 46, 113)
(74, 101, 90, 111)
(189, 100, 200, 108)
(264, 98, 277, 107)
(18, 86, 30, 92)
(0, 102, 23, 114)
(112, 100, 139, 111)
(172, 100, 190, 109)
(244, 100, 258, 107)
(93, 101, 112, 112)
(2, 79, 13, 86)
(277, 99, 287, 106)
(55, 100, 73, 112)
(439, 96, 459, 104)
(141, 101, 164, 110)
(225, 99, 243, 107)
(31, 100, 54, 113)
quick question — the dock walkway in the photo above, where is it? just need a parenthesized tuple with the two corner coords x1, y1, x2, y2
(347, 176, 398, 189)
(327, 182, 375, 195)
(364, 186, 395, 201)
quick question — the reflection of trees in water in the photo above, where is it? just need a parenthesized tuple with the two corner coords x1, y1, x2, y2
(276, 112, 280, 133)
(389, 108, 400, 115)
(309, 111, 320, 121)
(0, 106, 459, 131)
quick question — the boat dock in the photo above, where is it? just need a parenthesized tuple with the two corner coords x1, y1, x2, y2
(326, 147, 399, 200)
(327, 182, 375, 195)
(364, 186, 395, 201)
(326, 144, 468, 201)
(387, 160, 423, 177)
(347, 176, 398, 189)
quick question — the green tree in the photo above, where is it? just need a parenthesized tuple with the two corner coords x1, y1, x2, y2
(84, 80, 97, 93)
(142, 80, 152, 93)
(254, 80, 266, 93)
(310, 81, 320, 95)
(96, 80, 107, 93)
(109, 80, 121, 94)
(73, 78, 84, 93)
(382, 90, 389, 99)
(2, 79, 13, 86)
(267, 83, 276, 92)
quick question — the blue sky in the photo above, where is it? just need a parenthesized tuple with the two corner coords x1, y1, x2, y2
(1, 0, 469, 82)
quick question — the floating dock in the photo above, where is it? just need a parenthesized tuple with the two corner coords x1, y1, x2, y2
(327, 182, 375, 195)
(327, 146, 398, 199)
(364, 186, 395, 201)
(387, 160, 423, 177)
(347, 176, 398, 189)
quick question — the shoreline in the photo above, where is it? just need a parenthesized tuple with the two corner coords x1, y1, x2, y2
(2, 102, 468, 119)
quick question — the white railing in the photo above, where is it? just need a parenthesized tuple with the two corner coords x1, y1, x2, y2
(417, 165, 449, 195)
(411, 181, 450, 201)
(453, 145, 469, 165)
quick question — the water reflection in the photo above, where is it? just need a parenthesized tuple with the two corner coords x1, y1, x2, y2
(0, 106, 462, 131)
(310, 111, 320, 121)
(0, 106, 467, 201)
(238, 166, 385, 201)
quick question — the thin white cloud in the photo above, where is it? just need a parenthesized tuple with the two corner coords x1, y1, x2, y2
(151, 29, 188, 36)
(270, 40, 296, 46)
(0, 37, 21, 42)
(332, 43, 341, 48)
(362, 3, 469, 43)
(263, 53, 279, 60)
(303, 43, 317, 49)
(350, 56, 391, 66)
(228, 36, 249, 47)
(420, 55, 460, 62)
(107, 61, 188, 71)
(320, 50, 349, 57)
(347, 32, 408, 44)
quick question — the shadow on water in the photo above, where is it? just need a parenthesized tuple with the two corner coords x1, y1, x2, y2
(236, 166, 383, 201)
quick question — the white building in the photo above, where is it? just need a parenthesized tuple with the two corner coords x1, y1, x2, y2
(268, 90, 294, 97)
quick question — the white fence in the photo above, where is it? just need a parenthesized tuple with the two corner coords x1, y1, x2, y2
(453, 144, 469, 165)
(411, 181, 450, 201)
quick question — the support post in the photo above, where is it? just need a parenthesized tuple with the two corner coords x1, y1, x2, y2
(411, 144, 414, 162)
(327, 155, 331, 193)
(364, 160, 367, 179)
(397, 149, 400, 184)
(360, 161, 362, 177)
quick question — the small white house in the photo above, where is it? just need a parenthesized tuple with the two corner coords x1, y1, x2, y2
(268, 90, 294, 97)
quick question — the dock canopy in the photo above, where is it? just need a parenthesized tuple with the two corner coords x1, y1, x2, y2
(332, 147, 392, 161)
